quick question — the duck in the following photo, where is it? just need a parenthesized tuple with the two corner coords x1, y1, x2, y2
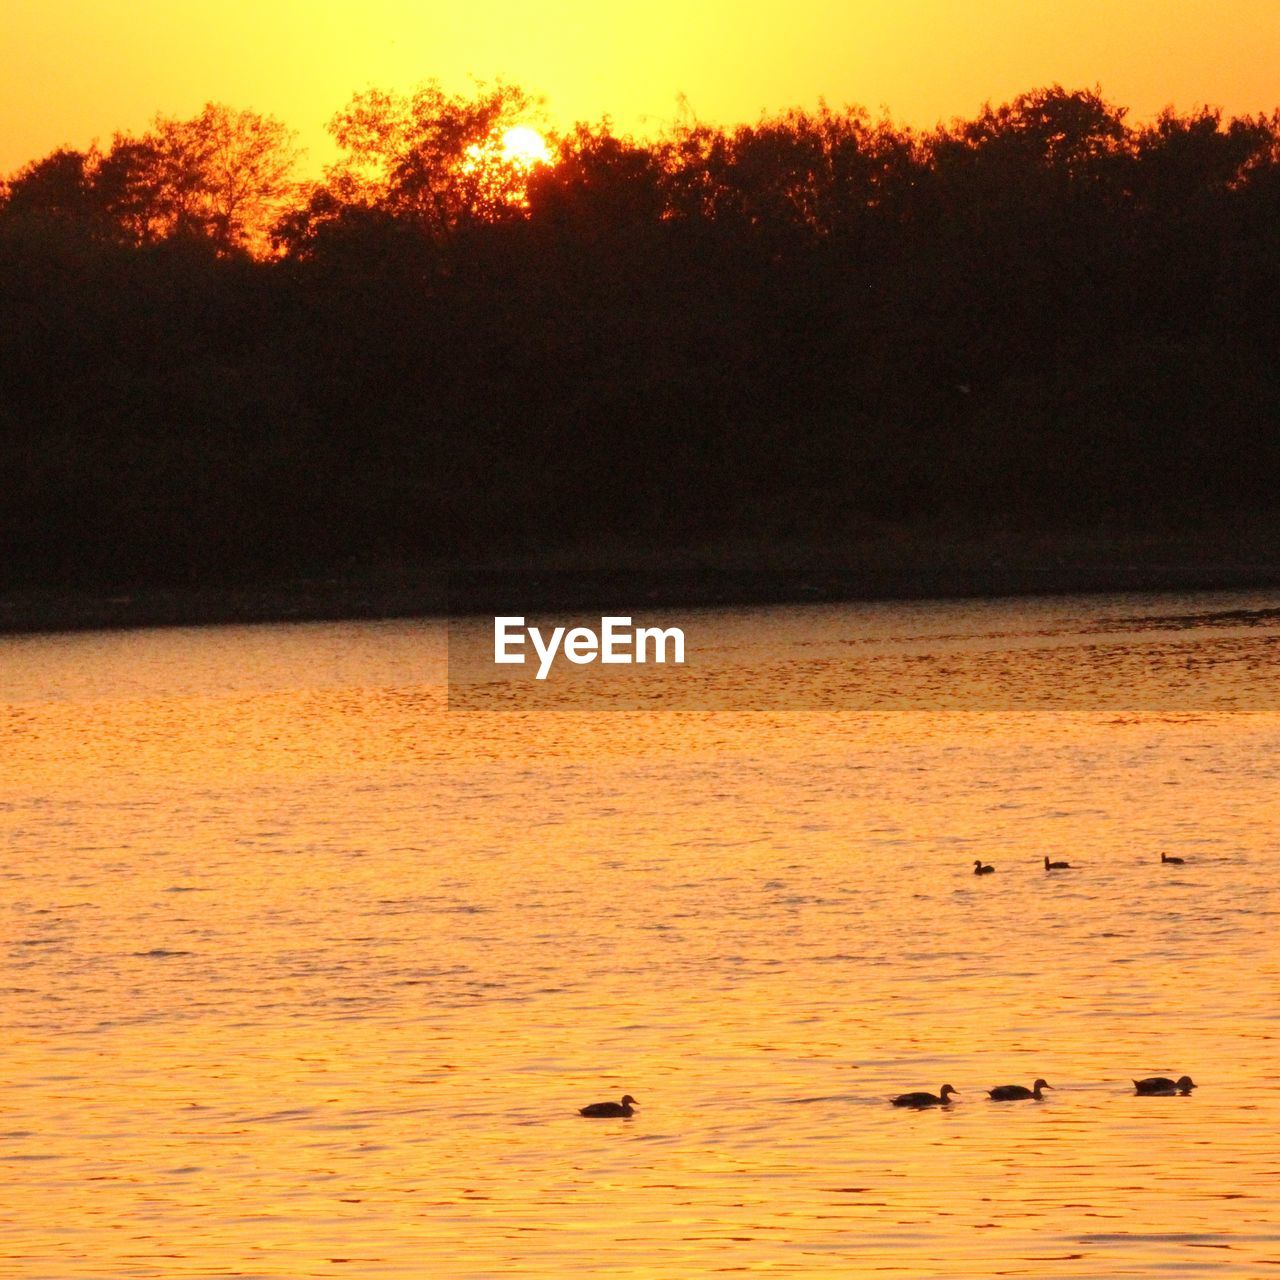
(1133, 1075, 1196, 1095)
(988, 1078, 1053, 1101)
(973, 860, 995, 875)
(579, 1094, 637, 1117)
(1044, 856, 1071, 870)
(1160, 852, 1186, 865)
(891, 1084, 958, 1108)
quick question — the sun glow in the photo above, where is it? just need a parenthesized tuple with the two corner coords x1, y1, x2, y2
(499, 125, 551, 169)
(459, 124, 551, 188)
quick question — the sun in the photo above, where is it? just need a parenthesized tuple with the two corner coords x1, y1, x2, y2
(499, 125, 551, 169)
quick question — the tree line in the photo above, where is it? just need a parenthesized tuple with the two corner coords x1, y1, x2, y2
(2, 84, 1278, 587)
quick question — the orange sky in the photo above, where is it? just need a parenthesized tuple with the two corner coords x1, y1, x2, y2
(5, 0, 1279, 175)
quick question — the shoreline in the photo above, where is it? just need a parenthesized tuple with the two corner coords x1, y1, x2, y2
(4, 530, 1280, 636)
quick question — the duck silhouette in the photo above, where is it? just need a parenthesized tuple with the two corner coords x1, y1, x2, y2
(988, 1078, 1053, 1101)
(1044, 856, 1071, 870)
(891, 1084, 958, 1108)
(973, 861, 995, 875)
(1160, 852, 1186, 865)
(1133, 1075, 1195, 1095)
(579, 1094, 637, 1117)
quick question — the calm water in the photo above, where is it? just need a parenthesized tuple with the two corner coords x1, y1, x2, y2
(3, 592, 1279, 1278)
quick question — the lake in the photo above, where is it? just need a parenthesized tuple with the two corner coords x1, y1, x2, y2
(3, 591, 1279, 1277)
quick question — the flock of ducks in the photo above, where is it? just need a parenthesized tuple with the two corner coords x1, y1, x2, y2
(973, 852, 1187, 875)
(580, 1077, 1197, 1117)
(890, 1076, 1196, 1108)
(931, 854, 1195, 1110)
(580, 850, 1200, 1121)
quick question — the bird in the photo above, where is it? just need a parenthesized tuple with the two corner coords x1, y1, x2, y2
(988, 1078, 1053, 1101)
(973, 860, 995, 875)
(1160, 852, 1186, 865)
(1044, 856, 1071, 870)
(1133, 1075, 1196, 1095)
(891, 1084, 958, 1108)
(579, 1094, 637, 1117)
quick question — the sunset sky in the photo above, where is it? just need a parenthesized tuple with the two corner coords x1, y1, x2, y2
(5, 0, 1280, 174)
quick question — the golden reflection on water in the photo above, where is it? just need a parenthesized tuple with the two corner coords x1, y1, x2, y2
(2, 596, 1279, 1277)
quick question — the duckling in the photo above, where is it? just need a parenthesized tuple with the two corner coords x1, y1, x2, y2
(890, 1084, 958, 1108)
(579, 1094, 637, 1117)
(1133, 1075, 1195, 1095)
(988, 1078, 1053, 1101)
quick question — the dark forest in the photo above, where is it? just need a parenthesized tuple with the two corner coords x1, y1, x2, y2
(3, 84, 1279, 591)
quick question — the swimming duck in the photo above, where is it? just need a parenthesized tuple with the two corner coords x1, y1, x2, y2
(1160, 852, 1185, 865)
(1044, 856, 1071, 870)
(973, 861, 995, 875)
(579, 1094, 637, 1117)
(891, 1084, 958, 1108)
(988, 1078, 1053, 1101)
(1133, 1075, 1196, 1095)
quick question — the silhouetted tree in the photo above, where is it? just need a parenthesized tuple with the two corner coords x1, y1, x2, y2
(4, 147, 102, 223)
(525, 122, 665, 234)
(4, 83, 1280, 590)
(323, 81, 536, 232)
(133, 103, 300, 251)
(0, 105, 297, 253)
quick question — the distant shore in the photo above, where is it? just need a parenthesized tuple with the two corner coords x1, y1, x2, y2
(4, 527, 1280, 637)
